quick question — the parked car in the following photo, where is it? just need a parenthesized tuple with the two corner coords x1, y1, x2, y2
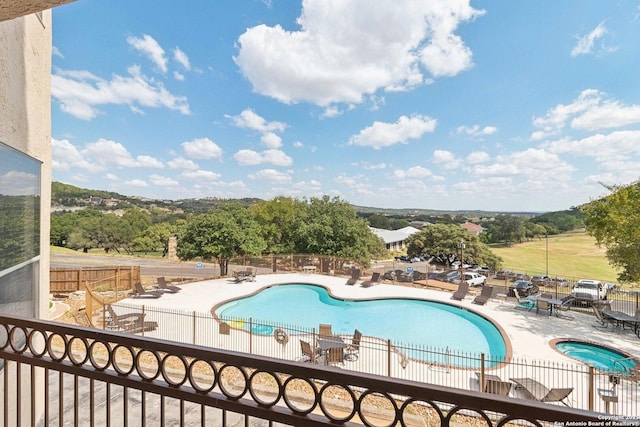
(435, 270, 461, 283)
(508, 280, 539, 297)
(511, 272, 530, 282)
(495, 270, 515, 280)
(530, 274, 550, 286)
(394, 255, 410, 262)
(463, 272, 487, 287)
(571, 279, 607, 301)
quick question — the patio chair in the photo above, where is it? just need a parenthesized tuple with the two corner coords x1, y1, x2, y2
(299, 340, 317, 363)
(472, 286, 493, 305)
(510, 377, 573, 406)
(536, 292, 553, 315)
(361, 272, 381, 288)
(133, 282, 162, 298)
(592, 305, 616, 330)
(555, 295, 575, 319)
(451, 282, 469, 301)
(319, 323, 333, 338)
(513, 291, 535, 311)
(344, 329, 362, 361)
(346, 268, 361, 286)
(156, 276, 181, 293)
(327, 347, 345, 366)
(105, 304, 145, 328)
(475, 372, 512, 396)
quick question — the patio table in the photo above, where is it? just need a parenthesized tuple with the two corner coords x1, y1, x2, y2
(601, 310, 639, 333)
(526, 295, 564, 317)
(317, 336, 346, 365)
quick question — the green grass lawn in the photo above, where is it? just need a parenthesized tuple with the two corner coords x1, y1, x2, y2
(489, 230, 621, 284)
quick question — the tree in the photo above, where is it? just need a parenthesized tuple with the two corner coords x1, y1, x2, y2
(177, 204, 266, 276)
(582, 182, 640, 284)
(131, 223, 176, 254)
(251, 196, 305, 253)
(294, 196, 385, 265)
(406, 224, 502, 270)
(367, 214, 391, 229)
(487, 214, 526, 245)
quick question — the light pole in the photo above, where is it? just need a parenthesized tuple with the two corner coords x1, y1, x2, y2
(460, 239, 466, 277)
(545, 231, 549, 278)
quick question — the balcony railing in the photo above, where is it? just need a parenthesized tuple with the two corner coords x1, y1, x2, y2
(0, 315, 602, 426)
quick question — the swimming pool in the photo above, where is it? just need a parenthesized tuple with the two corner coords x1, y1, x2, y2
(214, 284, 508, 363)
(554, 340, 637, 373)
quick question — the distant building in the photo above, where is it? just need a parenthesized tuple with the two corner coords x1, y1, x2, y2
(370, 226, 420, 251)
(461, 222, 484, 236)
(409, 220, 430, 229)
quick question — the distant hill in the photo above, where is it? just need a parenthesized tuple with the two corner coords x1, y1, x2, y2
(51, 181, 544, 217)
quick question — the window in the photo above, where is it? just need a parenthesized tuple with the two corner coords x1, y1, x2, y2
(0, 142, 41, 317)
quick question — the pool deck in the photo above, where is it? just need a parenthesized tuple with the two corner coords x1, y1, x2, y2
(125, 273, 639, 362)
(119, 273, 639, 413)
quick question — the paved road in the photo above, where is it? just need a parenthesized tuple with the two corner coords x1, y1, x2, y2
(51, 253, 220, 280)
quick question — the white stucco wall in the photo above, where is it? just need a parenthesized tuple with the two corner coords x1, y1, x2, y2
(0, 11, 52, 320)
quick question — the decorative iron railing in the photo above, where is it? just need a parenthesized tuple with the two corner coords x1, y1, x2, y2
(0, 315, 603, 426)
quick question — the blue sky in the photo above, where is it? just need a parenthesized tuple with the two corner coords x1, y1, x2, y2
(51, 0, 640, 212)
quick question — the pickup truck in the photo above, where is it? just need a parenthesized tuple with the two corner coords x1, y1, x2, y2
(463, 272, 487, 287)
(570, 279, 607, 302)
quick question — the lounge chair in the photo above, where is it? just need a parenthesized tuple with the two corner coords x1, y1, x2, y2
(156, 276, 181, 293)
(106, 304, 144, 327)
(510, 377, 573, 406)
(451, 282, 469, 301)
(345, 268, 361, 286)
(319, 323, 333, 338)
(133, 282, 162, 298)
(555, 295, 575, 319)
(592, 305, 616, 330)
(361, 272, 380, 288)
(472, 286, 493, 305)
(513, 291, 535, 310)
(475, 372, 512, 396)
(344, 329, 362, 361)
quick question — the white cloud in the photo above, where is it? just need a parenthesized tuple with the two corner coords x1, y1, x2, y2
(52, 65, 190, 120)
(545, 130, 640, 160)
(455, 125, 497, 137)
(432, 150, 460, 169)
(233, 149, 293, 166)
(321, 106, 343, 118)
(293, 141, 304, 148)
(181, 170, 222, 180)
(473, 148, 574, 181)
(0, 171, 39, 195)
(181, 138, 223, 159)
(466, 151, 490, 164)
(248, 169, 292, 183)
(105, 173, 118, 181)
(167, 156, 199, 170)
(173, 71, 185, 81)
(261, 132, 283, 148)
(53, 138, 164, 173)
(348, 114, 437, 149)
(149, 174, 179, 186)
(571, 22, 611, 57)
(52, 46, 64, 58)
(531, 89, 640, 139)
(127, 34, 168, 73)
(393, 166, 433, 178)
(226, 109, 287, 133)
(173, 47, 191, 70)
(234, 0, 484, 106)
(124, 179, 148, 188)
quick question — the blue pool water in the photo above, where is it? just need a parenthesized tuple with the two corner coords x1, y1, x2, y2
(556, 341, 636, 373)
(214, 284, 507, 363)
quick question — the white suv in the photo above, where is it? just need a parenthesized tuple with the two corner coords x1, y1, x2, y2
(463, 272, 487, 287)
(571, 279, 607, 301)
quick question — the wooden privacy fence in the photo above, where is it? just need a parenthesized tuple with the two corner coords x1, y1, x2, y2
(50, 265, 141, 293)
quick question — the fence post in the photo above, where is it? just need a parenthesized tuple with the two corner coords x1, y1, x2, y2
(77, 267, 83, 292)
(102, 300, 106, 330)
(141, 305, 146, 337)
(480, 353, 485, 391)
(588, 366, 594, 411)
(193, 311, 197, 345)
(387, 339, 392, 377)
(249, 318, 253, 354)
